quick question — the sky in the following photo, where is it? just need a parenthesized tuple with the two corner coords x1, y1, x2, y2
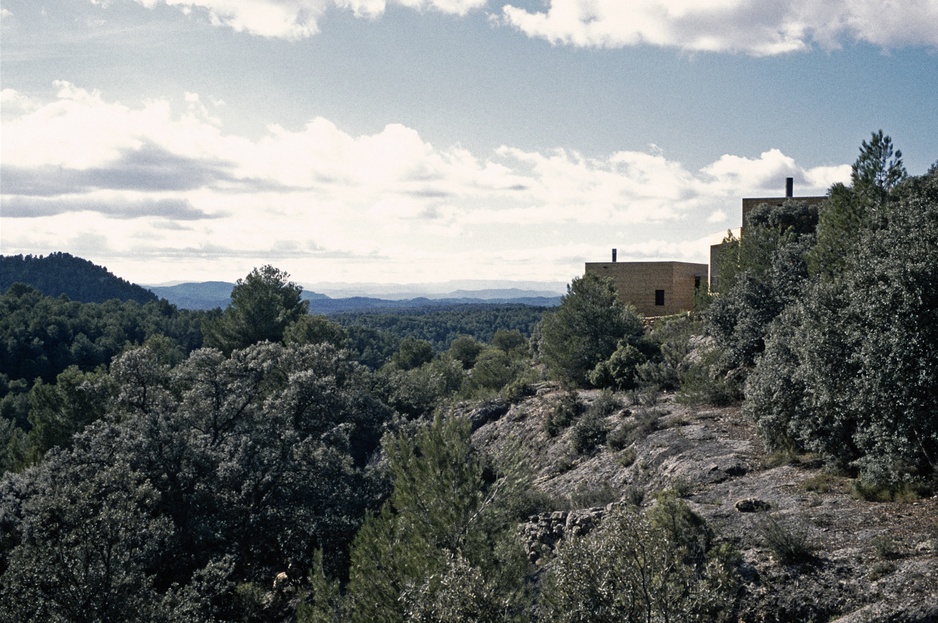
(1, 1, 937, 292)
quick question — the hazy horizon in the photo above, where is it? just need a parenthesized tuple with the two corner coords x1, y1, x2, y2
(2, 1, 936, 287)
(144, 276, 570, 299)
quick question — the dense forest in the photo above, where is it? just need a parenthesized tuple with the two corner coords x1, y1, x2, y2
(0, 253, 159, 305)
(0, 133, 935, 621)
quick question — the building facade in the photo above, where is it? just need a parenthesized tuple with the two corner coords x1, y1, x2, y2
(584, 260, 708, 317)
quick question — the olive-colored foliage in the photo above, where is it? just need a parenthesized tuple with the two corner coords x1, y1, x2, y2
(284, 315, 349, 349)
(808, 130, 907, 278)
(538, 274, 644, 387)
(345, 325, 400, 369)
(0, 453, 182, 623)
(24, 366, 114, 465)
(635, 315, 701, 391)
(747, 166, 938, 486)
(570, 408, 609, 456)
(0, 286, 205, 469)
(391, 336, 436, 371)
(378, 355, 466, 418)
(755, 515, 813, 566)
(491, 329, 528, 355)
(448, 335, 486, 369)
(203, 265, 308, 354)
(0, 342, 394, 621)
(0, 283, 204, 386)
(705, 210, 817, 371)
(470, 347, 526, 393)
(545, 390, 582, 437)
(334, 304, 547, 352)
(324, 414, 531, 623)
(540, 495, 738, 623)
(589, 341, 646, 391)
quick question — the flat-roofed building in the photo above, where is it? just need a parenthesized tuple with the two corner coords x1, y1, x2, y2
(586, 179, 828, 311)
(584, 258, 708, 317)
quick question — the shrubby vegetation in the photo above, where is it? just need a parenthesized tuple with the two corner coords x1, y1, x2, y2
(703, 131, 938, 489)
(1, 131, 934, 621)
(333, 304, 547, 352)
(541, 494, 738, 623)
(537, 273, 645, 387)
(746, 158, 938, 486)
(0, 341, 393, 621)
(0, 284, 207, 470)
(302, 414, 531, 623)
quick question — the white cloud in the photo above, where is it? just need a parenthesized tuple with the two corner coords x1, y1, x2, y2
(497, 0, 938, 55)
(708, 209, 728, 224)
(126, 0, 486, 39)
(0, 82, 849, 283)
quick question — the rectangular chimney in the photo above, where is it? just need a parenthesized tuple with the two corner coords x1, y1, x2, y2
(786, 177, 794, 198)
(612, 248, 617, 262)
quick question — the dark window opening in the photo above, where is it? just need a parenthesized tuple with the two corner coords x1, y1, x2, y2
(655, 289, 665, 306)
(694, 275, 701, 290)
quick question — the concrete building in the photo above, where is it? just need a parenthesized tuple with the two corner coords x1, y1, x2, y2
(584, 258, 708, 317)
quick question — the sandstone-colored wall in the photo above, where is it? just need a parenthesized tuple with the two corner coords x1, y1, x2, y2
(584, 261, 708, 316)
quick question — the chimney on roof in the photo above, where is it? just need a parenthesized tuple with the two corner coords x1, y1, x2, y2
(786, 177, 794, 198)
(612, 248, 617, 262)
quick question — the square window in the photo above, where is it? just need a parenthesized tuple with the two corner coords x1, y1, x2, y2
(655, 289, 665, 306)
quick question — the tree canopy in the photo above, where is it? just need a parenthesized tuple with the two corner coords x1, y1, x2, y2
(538, 274, 644, 387)
(203, 265, 308, 354)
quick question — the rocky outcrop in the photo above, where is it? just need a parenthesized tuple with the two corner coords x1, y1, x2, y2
(469, 387, 938, 623)
(519, 507, 606, 564)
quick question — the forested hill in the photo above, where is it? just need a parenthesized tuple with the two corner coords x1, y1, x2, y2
(0, 253, 158, 304)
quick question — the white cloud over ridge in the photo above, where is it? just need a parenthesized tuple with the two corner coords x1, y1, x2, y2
(498, 0, 938, 54)
(1, 83, 848, 283)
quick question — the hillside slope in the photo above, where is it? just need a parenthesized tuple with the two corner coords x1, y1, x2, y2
(0, 253, 158, 304)
(467, 388, 938, 623)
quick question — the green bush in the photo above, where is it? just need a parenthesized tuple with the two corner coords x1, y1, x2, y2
(470, 347, 524, 393)
(545, 391, 582, 437)
(448, 335, 485, 369)
(606, 425, 632, 452)
(756, 515, 813, 565)
(745, 167, 938, 487)
(540, 496, 738, 623)
(538, 274, 644, 387)
(635, 315, 700, 391)
(676, 342, 742, 407)
(588, 342, 646, 390)
(391, 336, 436, 371)
(571, 410, 608, 456)
(589, 389, 621, 416)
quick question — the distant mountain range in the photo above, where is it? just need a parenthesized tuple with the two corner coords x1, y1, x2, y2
(0, 253, 564, 311)
(148, 282, 563, 312)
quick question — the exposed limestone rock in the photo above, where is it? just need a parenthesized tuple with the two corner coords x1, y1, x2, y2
(467, 387, 938, 623)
